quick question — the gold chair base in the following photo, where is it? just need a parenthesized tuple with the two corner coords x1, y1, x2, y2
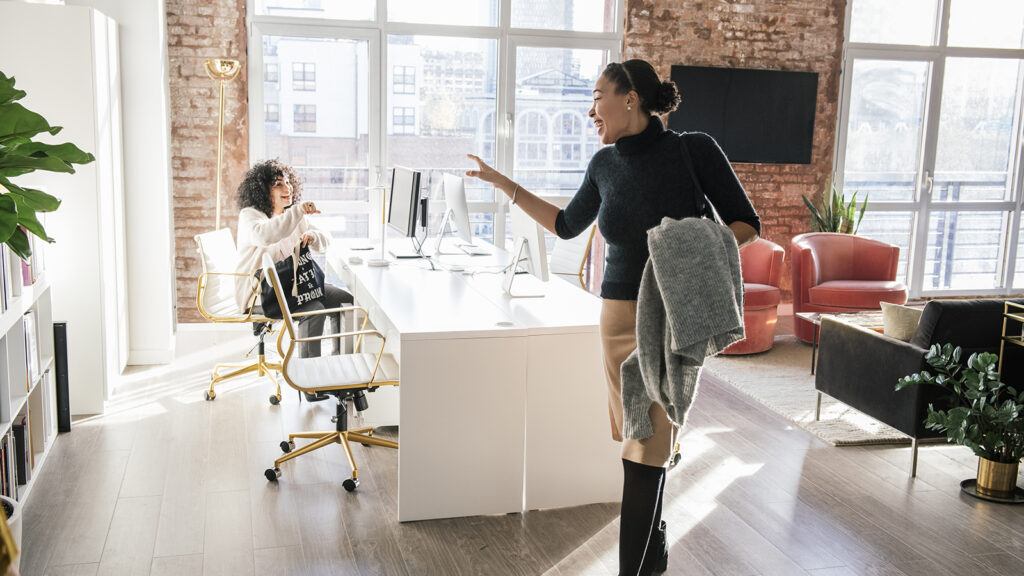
(206, 353, 283, 403)
(268, 427, 398, 489)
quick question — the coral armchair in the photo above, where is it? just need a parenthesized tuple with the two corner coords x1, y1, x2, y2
(791, 232, 908, 343)
(723, 238, 785, 355)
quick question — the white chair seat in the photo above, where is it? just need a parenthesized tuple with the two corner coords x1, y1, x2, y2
(285, 352, 397, 391)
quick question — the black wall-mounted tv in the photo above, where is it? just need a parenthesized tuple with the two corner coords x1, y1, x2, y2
(667, 65, 819, 164)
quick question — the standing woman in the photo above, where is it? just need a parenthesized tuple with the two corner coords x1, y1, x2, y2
(234, 159, 353, 359)
(466, 59, 759, 575)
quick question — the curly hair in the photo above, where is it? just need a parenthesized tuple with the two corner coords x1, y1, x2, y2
(236, 159, 303, 217)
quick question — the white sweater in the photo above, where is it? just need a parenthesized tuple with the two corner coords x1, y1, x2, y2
(234, 206, 330, 312)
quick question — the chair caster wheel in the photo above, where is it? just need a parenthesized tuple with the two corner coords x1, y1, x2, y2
(204, 390, 216, 401)
(280, 440, 294, 453)
(265, 468, 281, 482)
(342, 478, 359, 492)
(269, 394, 281, 405)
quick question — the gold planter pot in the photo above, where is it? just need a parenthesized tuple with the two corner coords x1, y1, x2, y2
(976, 457, 1020, 499)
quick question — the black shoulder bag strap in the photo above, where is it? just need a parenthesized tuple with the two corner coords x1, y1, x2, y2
(679, 134, 723, 224)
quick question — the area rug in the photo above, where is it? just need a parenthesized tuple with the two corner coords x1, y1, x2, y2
(703, 335, 912, 446)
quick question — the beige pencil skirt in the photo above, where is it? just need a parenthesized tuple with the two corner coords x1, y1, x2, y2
(600, 298, 678, 468)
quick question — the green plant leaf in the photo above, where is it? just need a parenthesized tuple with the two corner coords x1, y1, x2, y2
(802, 195, 826, 232)
(0, 194, 18, 243)
(0, 153, 78, 176)
(4, 224, 30, 260)
(854, 191, 869, 234)
(10, 195, 51, 242)
(0, 72, 26, 106)
(0, 102, 61, 145)
(0, 179, 61, 212)
(5, 141, 95, 165)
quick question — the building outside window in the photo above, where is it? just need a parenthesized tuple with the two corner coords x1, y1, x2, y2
(292, 62, 316, 91)
(265, 103, 279, 122)
(293, 104, 316, 132)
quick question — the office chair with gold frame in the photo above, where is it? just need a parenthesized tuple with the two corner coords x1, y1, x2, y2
(549, 224, 597, 289)
(195, 228, 285, 405)
(259, 254, 398, 491)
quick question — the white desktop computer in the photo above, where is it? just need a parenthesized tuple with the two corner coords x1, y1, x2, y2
(433, 173, 489, 256)
(503, 204, 549, 297)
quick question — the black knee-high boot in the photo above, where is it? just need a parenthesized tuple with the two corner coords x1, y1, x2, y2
(619, 459, 666, 576)
(640, 485, 668, 574)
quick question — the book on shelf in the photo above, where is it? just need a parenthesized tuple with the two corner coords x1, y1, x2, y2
(12, 422, 28, 486)
(24, 310, 40, 390)
(0, 431, 15, 500)
(5, 247, 21, 300)
(40, 369, 51, 442)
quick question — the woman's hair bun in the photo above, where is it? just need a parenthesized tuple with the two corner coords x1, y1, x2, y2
(650, 80, 681, 115)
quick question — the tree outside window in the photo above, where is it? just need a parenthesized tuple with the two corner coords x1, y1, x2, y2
(292, 62, 316, 91)
(294, 104, 316, 132)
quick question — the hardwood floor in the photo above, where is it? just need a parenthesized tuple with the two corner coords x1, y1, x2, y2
(19, 324, 1024, 575)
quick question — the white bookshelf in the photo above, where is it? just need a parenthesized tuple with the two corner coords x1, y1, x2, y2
(0, 246, 57, 507)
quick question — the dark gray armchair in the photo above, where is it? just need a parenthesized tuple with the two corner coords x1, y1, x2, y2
(814, 298, 1024, 476)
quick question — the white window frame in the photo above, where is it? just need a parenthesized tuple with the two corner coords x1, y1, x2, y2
(247, 0, 625, 242)
(835, 0, 1024, 297)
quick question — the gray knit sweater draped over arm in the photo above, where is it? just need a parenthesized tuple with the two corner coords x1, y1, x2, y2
(620, 217, 745, 440)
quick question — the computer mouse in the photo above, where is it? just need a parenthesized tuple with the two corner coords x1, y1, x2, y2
(348, 255, 363, 265)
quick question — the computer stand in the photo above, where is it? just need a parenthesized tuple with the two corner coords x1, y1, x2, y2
(502, 237, 544, 298)
(430, 209, 464, 256)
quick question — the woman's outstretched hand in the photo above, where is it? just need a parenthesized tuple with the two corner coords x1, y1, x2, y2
(465, 154, 510, 190)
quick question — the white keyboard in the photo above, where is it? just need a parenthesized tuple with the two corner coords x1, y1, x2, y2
(459, 244, 490, 256)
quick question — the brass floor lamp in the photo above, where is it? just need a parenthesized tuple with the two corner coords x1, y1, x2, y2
(205, 58, 241, 230)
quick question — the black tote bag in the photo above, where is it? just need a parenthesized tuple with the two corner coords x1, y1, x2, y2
(260, 243, 325, 319)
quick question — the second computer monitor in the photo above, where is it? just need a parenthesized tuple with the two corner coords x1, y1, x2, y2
(442, 173, 473, 245)
(509, 204, 549, 282)
(388, 167, 421, 237)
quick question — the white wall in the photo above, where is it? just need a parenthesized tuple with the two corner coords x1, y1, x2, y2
(65, 0, 176, 365)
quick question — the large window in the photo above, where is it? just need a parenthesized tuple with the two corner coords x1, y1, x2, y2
(838, 1, 1024, 296)
(248, 0, 623, 243)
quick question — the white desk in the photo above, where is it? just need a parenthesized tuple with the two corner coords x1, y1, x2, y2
(329, 239, 621, 521)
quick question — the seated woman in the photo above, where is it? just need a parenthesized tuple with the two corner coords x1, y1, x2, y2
(233, 159, 352, 359)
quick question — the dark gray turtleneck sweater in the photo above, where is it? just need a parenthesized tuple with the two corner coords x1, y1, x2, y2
(554, 116, 761, 300)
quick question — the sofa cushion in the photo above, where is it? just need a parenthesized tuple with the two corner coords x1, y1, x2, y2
(880, 302, 923, 342)
(743, 283, 781, 309)
(808, 280, 908, 309)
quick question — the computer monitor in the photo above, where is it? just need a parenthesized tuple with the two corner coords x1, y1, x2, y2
(388, 167, 421, 237)
(508, 204, 549, 282)
(442, 173, 473, 245)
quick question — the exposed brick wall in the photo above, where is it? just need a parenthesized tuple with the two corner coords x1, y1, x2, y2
(167, 0, 248, 322)
(625, 0, 846, 299)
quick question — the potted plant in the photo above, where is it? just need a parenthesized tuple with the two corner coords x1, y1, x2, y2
(802, 176, 868, 234)
(896, 344, 1024, 499)
(0, 70, 94, 259)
